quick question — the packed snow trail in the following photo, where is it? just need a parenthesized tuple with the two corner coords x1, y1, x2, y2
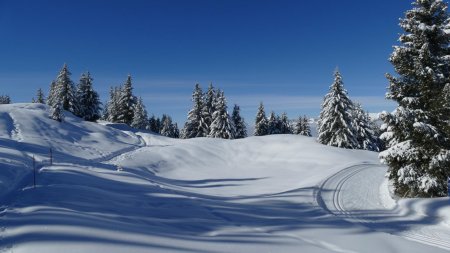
(318, 163, 450, 250)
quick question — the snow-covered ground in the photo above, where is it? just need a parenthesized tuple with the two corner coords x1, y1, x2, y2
(0, 103, 449, 252)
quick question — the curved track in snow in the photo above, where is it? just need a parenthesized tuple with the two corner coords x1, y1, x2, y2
(317, 163, 450, 251)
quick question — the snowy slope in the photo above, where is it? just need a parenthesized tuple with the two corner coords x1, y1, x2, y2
(0, 104, 449, 253)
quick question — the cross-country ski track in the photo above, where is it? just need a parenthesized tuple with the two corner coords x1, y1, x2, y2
(317, 163, 450, 251)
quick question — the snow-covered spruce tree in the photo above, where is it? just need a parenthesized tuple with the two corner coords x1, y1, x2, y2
(47, 81, 57, 107)
(148, 115, 159, 133)
(156, 117, 162, 133)
(131, 97, 149, 130)
(280, 112, 292, 134)
(294, 116, 303, 135)
(254, 102, 269, 136)
(33, 88, 45, 104)
(50, 97, 64, 122)
(117, 75, 136, 125)
(101, 103, 109, 121)
(232, 104, 247, 139)
(173, 123, 180, 138)
(183, 84, 209, 138)
(76, 72, 102, 121)
(268, 111, 279, 135)
(295, 115, 312, 136)
(380, 0, 450, 197)
(53, 64, 78, 114)
(202, 83, 216, 133)
(301, 116, 312, 137)
(317, 71, 358, 149)
(209, 90, 235, 139)
(353, 103, 379, 151)
(104, 86, 122, 123)
(160, 115, 179, 138)
(0, 95, 11, 104)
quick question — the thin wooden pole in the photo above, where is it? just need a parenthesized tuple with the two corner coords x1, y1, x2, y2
(32, 155, 36, 188)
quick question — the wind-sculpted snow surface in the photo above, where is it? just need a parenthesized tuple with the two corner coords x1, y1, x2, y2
(0, 104, 449, 252)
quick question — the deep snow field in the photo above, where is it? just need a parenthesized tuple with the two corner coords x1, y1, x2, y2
(0, 103, 450, 252)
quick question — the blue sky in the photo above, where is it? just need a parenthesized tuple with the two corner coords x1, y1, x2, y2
(0, 0, 413, 125)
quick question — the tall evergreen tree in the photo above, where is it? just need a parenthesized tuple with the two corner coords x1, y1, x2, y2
(53, 64, 77, 114)
(156, 117, 162, 133)
(105, 86, 121, 123)
(173, 123, 180, 138)
(148, 115, 159, 133)
(317, 71, 358, 149)
(294, 116, 303, 135)
(33, 88, 45, 104)
(47, 81, 57, 107)
(202, 83, 216, 133)
(279, 112, 292, 134)
(50, 97, 64, 122)
(301, 116, 312, 137)
(231, 104, 247, 139)
(268, 111, 279, 135)
(76, 72, 102, 121)
(380, 0, 450, 197)
(161, 115, 178, 138)
(183, 84, 209, 138)
(209, 90, 235, 139)
(0, 95, 11, 104)
(254, 102, 269, 136)
(117, 75, 136, 125)
(131, 97, 149, 130)
(353, 103, 379, 151)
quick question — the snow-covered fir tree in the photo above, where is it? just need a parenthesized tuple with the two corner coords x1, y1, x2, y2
(353, 103, 379, 152)
(202, 83, 216, 133)
(231, 104, 247, 139)
(117, 75, 136, 125)
(182, 84, 209, 138)
(209, 90, 235, 139)
(46, 81, 57, 107)
(101, 103, 109, 121)
(131, 97, 149, 130)
(173, 123, 180, 138)
(380, 0, 450, 197)
(268, 111, 280, 135)
(51, 64, 78, 114)
(156, 117, 162, 133)
(148, 115, 159, 133)
(254, 102, 269, 136)
(301, 116, 312, 137)
(294, 116, 303, 135)
(160, 115, 179, 138)
(76, 72, 101, 121)
(33, 88, 45, 104)
(317, 70, 358, 149)
(104, 86, 121, 123)
(279, 112, 292, 134)
(295, 115, 312, 136)
(50, 97, 64, 122)
(0, 95, 11, 104)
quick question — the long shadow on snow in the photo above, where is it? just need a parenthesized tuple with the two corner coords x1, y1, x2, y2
(328, 195, 450, 234)
(1, 164, 358, 249)
(4, 157, 445, 250)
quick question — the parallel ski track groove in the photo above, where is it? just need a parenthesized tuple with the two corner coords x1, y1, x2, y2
(316, 164, 450, 251)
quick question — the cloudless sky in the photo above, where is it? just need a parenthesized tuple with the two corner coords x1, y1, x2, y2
(0, 0, 414, 125)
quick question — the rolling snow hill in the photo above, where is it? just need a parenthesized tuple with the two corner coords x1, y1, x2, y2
(0, 103, 449, 253)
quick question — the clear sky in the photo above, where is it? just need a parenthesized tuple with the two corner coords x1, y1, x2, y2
(0, 0, 413, 125)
